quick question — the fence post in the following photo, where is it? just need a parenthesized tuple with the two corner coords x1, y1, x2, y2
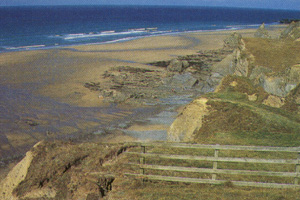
(140, 145, 146, 175)
(212, 144, 219, 180)
(295, 152, 300, 185)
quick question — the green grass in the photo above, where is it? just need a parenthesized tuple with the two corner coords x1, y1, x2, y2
(117, 145, 300, 200)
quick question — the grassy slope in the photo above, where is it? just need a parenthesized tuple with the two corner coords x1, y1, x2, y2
(194, 75, 300, 147)
(243, 38, 300, 72)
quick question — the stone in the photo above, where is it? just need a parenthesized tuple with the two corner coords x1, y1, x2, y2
(182, 60, 190, 69)
(248, 93, 258, 101)
(280, 21, 300, 40)
(166, 72, 198, 90)
(262, 76, 287, 97)
(254, 23, 271, 39)
(288, 64, 300, 83)
(263, 95, 285, 108)
(167, 59, 184, 72)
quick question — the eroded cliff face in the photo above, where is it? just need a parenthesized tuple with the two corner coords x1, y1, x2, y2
(0, 141, 129, 200)
(168, 98, 210, 142)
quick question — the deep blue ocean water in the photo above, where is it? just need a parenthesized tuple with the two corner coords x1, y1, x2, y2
(1, 5, 300, 52)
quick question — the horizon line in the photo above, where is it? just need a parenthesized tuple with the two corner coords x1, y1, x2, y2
(0, 4, 299, 11)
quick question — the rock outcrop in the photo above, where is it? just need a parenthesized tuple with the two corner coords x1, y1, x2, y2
(280, 21, 300, 40)
(254, 23, 271, 39)
(167, 59, 189, 72)
(224, 32, 242, 49)
(223, 32, 242, 49)
(230, 38, 300, 97)
(164, 72, 198, 90)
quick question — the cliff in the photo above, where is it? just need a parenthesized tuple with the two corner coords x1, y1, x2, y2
(168, 30, 300, 145)
(0, 141, 129, 200)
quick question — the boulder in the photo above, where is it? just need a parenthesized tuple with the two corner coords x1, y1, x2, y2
(166, 72, 198, 90)
(288, 64, 300, 83)
(263, 95, 285, 108)
(280, 21, 300, 40)
(254, 23, 271, 39)
(167, 59, 189, 72)
(223, 32, 242, 49)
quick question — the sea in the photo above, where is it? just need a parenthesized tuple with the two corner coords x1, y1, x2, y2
(1, 5, 300, 53)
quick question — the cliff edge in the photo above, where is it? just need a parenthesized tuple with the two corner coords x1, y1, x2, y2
(168, 28, 300, 145)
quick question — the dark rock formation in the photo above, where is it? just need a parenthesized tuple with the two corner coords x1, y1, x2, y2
(279, 19, 300, 24)
(164, 73, 198, 90)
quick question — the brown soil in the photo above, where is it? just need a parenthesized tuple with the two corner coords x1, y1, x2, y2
(0, 141, 134, 200)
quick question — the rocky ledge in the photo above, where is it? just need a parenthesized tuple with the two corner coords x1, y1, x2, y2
(84, 40, 237, 105)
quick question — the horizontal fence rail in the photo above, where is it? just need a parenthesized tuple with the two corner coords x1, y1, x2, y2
(125, 142, 300, 189)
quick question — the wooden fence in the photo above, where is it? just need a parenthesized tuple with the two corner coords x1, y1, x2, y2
(125, 143, 300, 188)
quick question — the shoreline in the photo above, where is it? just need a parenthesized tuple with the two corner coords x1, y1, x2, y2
(0, 26, 286, 175)
(0, 23, 286, 55)
(0, 25, 270, 54)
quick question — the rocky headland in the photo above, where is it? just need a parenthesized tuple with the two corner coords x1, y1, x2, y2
(168, 22, 300, 145)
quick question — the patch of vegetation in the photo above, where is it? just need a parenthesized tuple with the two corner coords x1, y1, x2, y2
(214, 75, 268, 102)
(282, 83, 300, 113)
(115, 180, 300, 200)
(243, 38, 300, 72)
(120, 145, 300, 199)
(193, 95, 300, 146)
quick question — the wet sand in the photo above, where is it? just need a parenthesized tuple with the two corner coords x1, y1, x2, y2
(0, 29, 259, 165)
